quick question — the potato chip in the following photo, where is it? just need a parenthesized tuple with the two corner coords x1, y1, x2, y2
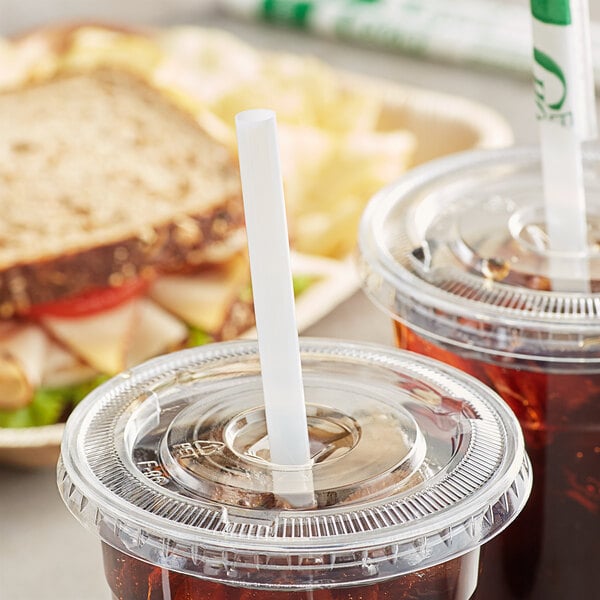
(155, 27, 263, 105)
(292, 129, 415, 257)
(277, 123, 335, 216)
(57, 27, 162, 76)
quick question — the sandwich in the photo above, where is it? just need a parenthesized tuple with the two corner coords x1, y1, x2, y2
(0, 67, 254, 428)
(0, 23, 413, 434)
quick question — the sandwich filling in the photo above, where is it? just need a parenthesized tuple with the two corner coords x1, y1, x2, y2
(0, 68, 250, 426)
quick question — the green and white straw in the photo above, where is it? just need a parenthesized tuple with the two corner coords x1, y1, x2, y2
(531, 0, 596, 290)
(222, 0, 600, 86)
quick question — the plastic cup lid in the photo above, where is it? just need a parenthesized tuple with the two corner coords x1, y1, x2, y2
(58, 340, 531, 589)
(358, 146, 600, 361)
(59, 339, 530, 589)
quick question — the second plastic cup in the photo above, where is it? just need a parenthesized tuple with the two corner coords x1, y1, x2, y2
(358, 146, 600, 600)
(58, 339, 530, 599)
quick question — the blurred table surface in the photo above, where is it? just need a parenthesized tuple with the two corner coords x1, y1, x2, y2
(1, 4, 600, 600)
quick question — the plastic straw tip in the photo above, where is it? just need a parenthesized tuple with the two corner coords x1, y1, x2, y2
(236, 109, 276, 126)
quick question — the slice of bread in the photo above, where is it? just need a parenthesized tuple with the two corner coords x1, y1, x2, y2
(0, 68, 244, 315)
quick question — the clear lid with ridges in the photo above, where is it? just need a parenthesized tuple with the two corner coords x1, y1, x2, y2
(59, 339, 530, 589)
(358, 147, 600, 361)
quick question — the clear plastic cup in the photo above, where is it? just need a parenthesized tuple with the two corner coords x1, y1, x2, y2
(358, 146, 600, 600)
(58, 338, 530, 600)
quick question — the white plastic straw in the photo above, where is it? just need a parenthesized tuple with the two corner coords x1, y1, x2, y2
(235, 109, 312, 470)
(532, 0, 596, 291)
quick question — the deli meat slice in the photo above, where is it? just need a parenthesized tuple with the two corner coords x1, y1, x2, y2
(41, 300, 137, 374)
(0, 325, 48, 409)
(125, 299, 188, 368)
(41, 339, 98, 389)
(149, 256, 248, 335)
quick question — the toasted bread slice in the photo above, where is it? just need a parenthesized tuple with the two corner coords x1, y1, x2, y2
(0, 68, 243, 314)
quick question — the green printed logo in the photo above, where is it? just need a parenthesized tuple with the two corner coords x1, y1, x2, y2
(262, 0, 312, 26)
(531, 0, 571, 25)
(533, 47, 573, 127)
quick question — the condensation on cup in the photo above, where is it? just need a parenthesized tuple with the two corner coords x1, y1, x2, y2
(58, 339, 530, 599)
(358, 146, 600, 600)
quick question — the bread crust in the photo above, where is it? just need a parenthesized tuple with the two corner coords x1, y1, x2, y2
(0, 196, 245, 316)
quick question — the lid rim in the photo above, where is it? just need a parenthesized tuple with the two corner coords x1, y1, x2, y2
(59, 456, 531, 583)
(59, 339, 530, 570)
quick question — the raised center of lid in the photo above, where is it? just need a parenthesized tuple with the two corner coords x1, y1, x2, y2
(225, 405, 361, 466)
(157, 387, 426, 509)
(414, 192, 600, 293)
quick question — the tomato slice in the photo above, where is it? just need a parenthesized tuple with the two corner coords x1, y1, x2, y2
(25, 278, 150, 319)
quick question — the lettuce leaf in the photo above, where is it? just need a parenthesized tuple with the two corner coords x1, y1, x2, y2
(187, 327, 214, 347)
(293, 273, 318, 297)
(0, 375, 109, 428)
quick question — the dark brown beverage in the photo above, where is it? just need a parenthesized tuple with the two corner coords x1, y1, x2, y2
(395, 322, 599, 599)
(103, 543, 475, 600)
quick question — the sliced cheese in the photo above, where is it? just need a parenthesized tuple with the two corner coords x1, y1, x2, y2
(41, 300, 138, 375)
(126, 299, 188, 368)
(149, 256, 248, 334)
(0, 324, 48, 409)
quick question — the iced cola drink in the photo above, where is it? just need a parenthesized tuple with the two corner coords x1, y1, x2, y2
(58, 339, 530, 599)
(358, 147, 599, 599)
